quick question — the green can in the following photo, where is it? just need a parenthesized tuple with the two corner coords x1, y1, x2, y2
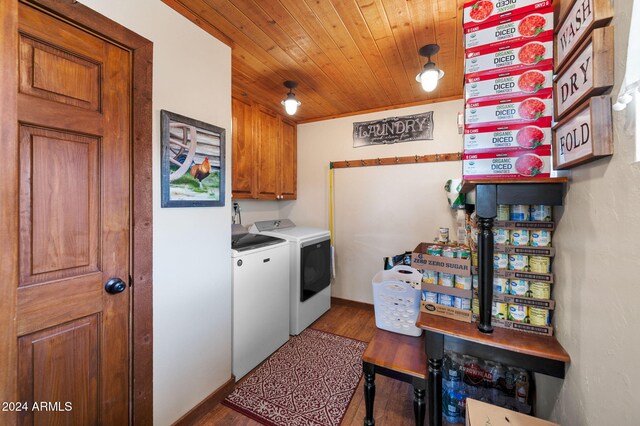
(530, 282, 551, 299)
(530, 307, 550, 326)
(457, 247, 471, 259)
(529, 256, 551, 273)
(428, 245, 443, 256)
(497, 204, 510, 221)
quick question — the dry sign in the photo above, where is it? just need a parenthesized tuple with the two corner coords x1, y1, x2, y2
(552, 96, 613, 169)
(554, 26, 614, 119)
(555, 0, 613, 69)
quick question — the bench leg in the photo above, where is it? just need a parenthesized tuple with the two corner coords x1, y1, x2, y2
(413, 382, 426, 426)
(363, 362, 375, 426)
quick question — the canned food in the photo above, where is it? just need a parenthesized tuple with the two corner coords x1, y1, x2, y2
(510, 204, 530, 221)
(443, 248, 456, 258)
(492, 302, 508, 319)
(494, 253, 509, 269)
(493, 277, 510, 294)
(530, 230, 552, 247)
(439, 273, 455, 287)
(508, 304, 529, 323)
(438, 294, 454, 307)
(493, 228, 510, 245)
(508, 254, 529, 271)
(529, 307, 550, 326)
(453, 297, 471, 310)
(471, 251, 479, 267)
(422, 270, 439, 284)
(509, 279, 530, 296)
(530, 205, 552, 221)
(530, 282, 551, 299)
(472, 297, 480, 315)
(457, 247, 471, 259)
(455, 274, 472, 290)
(422, 291, 439, 303)
(529, 256, 551, 273)
(428, 245, 443, 256)
(439, 227, 450, 243)
(497, 204, 510, 221)
(510, 229, 530, 246)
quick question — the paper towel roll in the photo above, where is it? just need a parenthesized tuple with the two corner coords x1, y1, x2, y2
(445, 179, 465, 208)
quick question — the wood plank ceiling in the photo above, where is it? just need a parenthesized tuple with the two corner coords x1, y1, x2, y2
(163, 0, 465, 123)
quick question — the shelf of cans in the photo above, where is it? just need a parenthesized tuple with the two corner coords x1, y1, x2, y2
(467, 203, 556, 335)
(462, 0, 556, 180)
(419, 244, 474, 312)
(441, 350, 532, 425)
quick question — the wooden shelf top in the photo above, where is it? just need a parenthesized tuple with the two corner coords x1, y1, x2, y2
(362, 329, 426, 379)
(416, 313, 570, 363)
(461, 177, 569, 193)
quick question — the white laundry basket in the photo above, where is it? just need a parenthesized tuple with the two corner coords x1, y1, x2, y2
(372, 265, 423, 336)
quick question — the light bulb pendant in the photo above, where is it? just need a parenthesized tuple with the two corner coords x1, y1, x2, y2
(281, 80, 301, 116)
(416, 44, 444, 92)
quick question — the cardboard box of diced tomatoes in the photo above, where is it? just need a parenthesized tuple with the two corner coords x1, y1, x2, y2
(465, 65, 553, 102)
(464, 6, 553, 50)
(463, 145, 552, 179)
(465, 33, 553, 77)
(463, 0, 552, 29)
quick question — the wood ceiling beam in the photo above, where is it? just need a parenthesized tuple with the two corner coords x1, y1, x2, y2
(162, 0, 233, 47)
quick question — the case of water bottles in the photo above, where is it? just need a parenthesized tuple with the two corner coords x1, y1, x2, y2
(441, 350, 532, 425)
(371, 265, 423, 337)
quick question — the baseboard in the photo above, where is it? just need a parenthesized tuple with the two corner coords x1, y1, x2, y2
(173, 375, 235, 426)
(331, 297, 374, 311)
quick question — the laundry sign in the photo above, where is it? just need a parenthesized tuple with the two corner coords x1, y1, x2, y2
(552, 95, 613, 169)
(554, 26, 613, 119)
(353, 112, 434, 148)
(555, 0, 613, 69)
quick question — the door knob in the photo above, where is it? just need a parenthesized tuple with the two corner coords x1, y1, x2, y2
(105, 277, 127, 294)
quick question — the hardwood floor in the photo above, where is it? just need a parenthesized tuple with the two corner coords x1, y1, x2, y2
(195, 300, 419, 425)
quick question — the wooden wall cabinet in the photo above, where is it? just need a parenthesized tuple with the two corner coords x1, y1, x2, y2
(232, 97, 297, 200)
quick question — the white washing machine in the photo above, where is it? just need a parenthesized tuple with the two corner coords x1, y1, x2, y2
(250, 219, 331, 335)
(232, 225, 290, 380)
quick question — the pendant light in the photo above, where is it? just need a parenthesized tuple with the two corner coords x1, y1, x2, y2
(416, 44, 445, 92)
(281, 80, 301, 116)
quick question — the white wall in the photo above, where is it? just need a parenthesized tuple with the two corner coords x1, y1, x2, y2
(291, 101, 465, 303)
(540, 0, 640, 424)
(79, 1, 232, 424)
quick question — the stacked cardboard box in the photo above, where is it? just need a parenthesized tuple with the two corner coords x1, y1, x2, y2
(462, 0, 555, 179)
(411, 243, 474, 323)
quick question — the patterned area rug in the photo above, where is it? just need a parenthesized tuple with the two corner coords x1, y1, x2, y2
(223, 328, 367, 426)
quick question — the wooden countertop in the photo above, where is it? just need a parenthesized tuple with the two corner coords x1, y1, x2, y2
(416, 313, 570, 363)
(362, 329, 426, 379)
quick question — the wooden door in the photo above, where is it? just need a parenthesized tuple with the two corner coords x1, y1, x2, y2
(254, 105, 280, 199)
(16, 4, 130, 424)
(231, 97, 256, 199)
(279, 119, 297, 200)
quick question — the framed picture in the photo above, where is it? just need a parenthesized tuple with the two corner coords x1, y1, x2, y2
(161, 110, 225, 207)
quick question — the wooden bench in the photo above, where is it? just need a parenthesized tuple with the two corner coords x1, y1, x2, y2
(362, 329, 427, 426)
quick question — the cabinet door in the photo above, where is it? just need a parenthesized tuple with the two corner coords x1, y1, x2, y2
(255, 105, 280, 199)
(231, 97, 256, 199)
(280, 118, 297, 200)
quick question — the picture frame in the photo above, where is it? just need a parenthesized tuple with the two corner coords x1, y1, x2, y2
(161, 110, 225, 207)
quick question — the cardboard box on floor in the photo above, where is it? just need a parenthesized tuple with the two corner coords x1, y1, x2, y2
(466, 399, 559, 426)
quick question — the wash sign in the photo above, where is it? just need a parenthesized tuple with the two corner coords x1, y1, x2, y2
(352, 111, 434, 147)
